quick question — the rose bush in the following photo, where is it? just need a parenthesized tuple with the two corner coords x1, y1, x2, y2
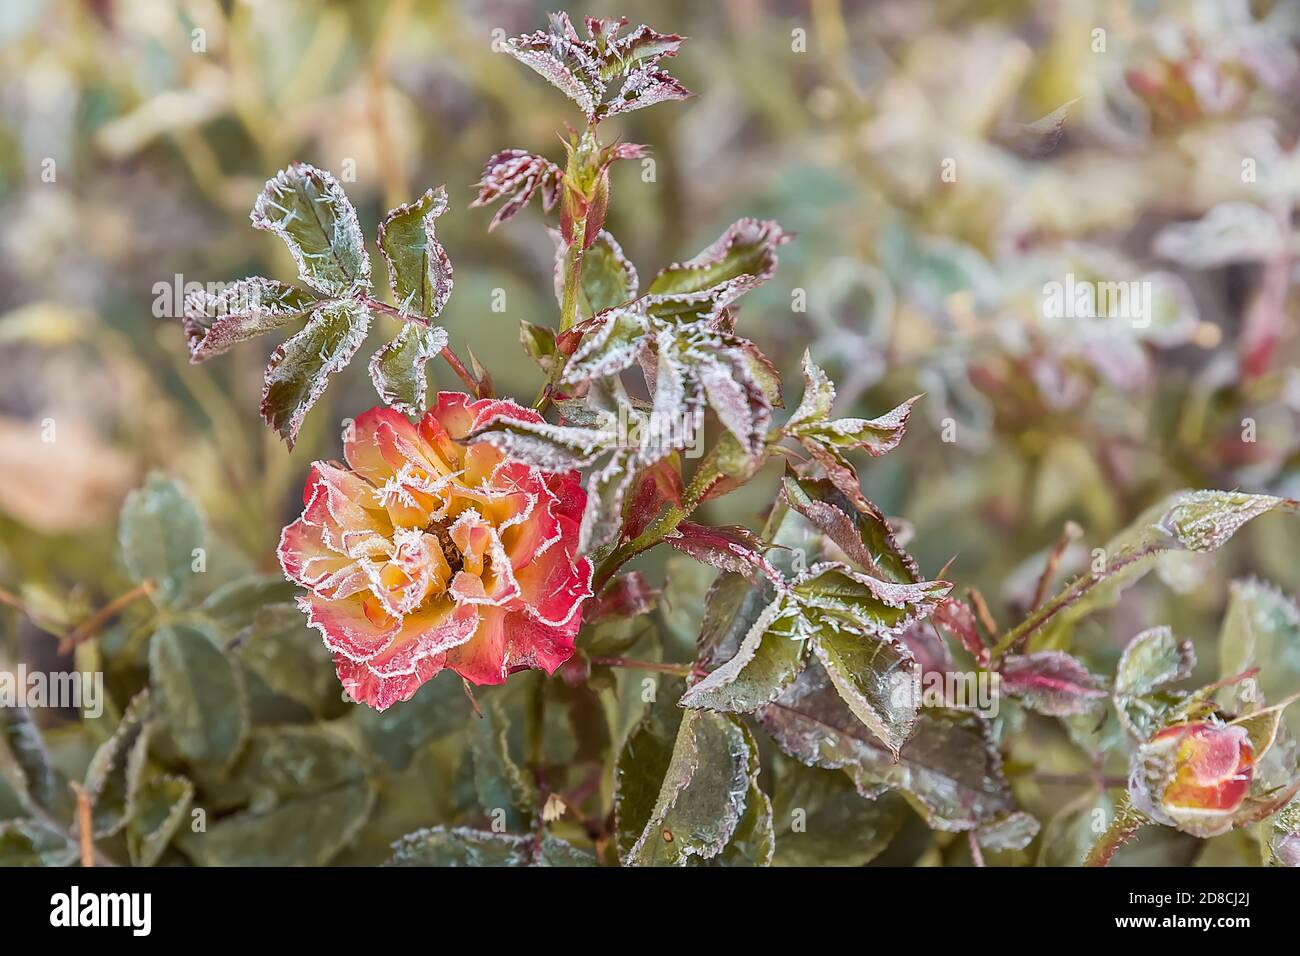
(277, 394, 593, 709)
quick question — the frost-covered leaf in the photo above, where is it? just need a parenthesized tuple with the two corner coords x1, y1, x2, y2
(519, 320, 559, 373)
(499, 14, 688, 122)
(149, 622, 246, 769)
(472, 150, 564, 229)
(792, 563, 950, 635)
(575, 230, 638, 316)
(644, 219, 789, 321)
(998, 651, 1107, 717)
(559, 307, 648, 385)
(377, 185, 453, 319)
(127, 774, 194, 867)
(759, 662, 1015, 831)
(680, 596, 807, 713)
(260, 298, 370, 447)
(977, 811, 1041, 851)
(580, 450, 639, 553)
(1115, 626, 1195, 698)
(0, 819, 77, 867)
(83, 690, 150, 837)
(198, 574, 299, 637)
(626, 709, 766, 866)
(787, 351, 835, 429)
(772, 759, 906, 866)
(614, 679, 684, 862)
(811, 623, 921, 757)
(465, 414, 614, 471)
(368, 323, 447, 416)
(470, 698, 537, 831)
(1220, 580, 1300, 739)
(250, 163, 370, 297)
(782, 471, 922, 585)
(119, 473, 205, 608)
(666, 521, 767, 576)
(1153, 201, 1285, 269)
(389, 826, 594, 866)
(182, 277, 315, 362)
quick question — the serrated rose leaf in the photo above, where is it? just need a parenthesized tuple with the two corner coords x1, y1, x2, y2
(667, 521, 768, 576)
(594, 20, 683, 81)
(603, 67, 692, 117)
(788, 350, 835, 429)
(626, 709, 765, 866)
(260, 298, 370, 447)
(793, 395, 919, 455)
(680, 597, 807, 713)
(932, 597, 987, 661)
(782, 471, 922, 585)
(368, 323, 448, 416)
(472, 150, 564, 230)
(559, 307, 648, 385)
(1115, 626, 1195, 699)
(377, 185, 453, 319)
(759, 662, 1015, 831)
(579, 449, 639, 553)
(182, 277, 315, 362)
(977, 811, 1041, 851)
(998, 650, 1107, 717)
(250, 163, 370, 297)
(644, 218, 789, 321)
(811, 624, 920, 757)
(466, 414, 614, 471)
(792, 562, 951, 636)
(575, 230, 638, 316)
(502, 15, 603, 117)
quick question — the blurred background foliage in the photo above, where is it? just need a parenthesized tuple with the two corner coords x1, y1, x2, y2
(2, 0, 1300, 865)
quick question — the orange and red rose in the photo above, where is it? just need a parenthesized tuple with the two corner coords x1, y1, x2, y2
(277, 393, 593, 710)
(1131, 721, 1254, 837)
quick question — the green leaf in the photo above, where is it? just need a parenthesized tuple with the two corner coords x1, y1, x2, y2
(127, 774, 194, 867)
(680, 597, 808, 713)
(772, 758, 905, 866)
(559, 307, 648, 385)
(389, 826, 595, 866)
(0, 818, 78, 867)
(519, 320, 558, 373)
(577, 230, 638, 315)
(182, 781, 375, 866)
(470, 698, 538, 831)
(614, 678, 686, 862)
(83, 690, 151, 838)
(1220, 580, 1300, 739)
(224, 726, 368, 804)
(792, 563, 950, 634)
(645, 218, 788, 320)
(182, 277, 316, 361)
(0, 705, 57, 812)
(251, 163, 371, 297)
(811, 623, 920, 757)
(234, 602, 344, 717)
(377, 185, 453, 319)
(149, 623, 246, 768)
(260, 298, 371, 448)
(1115, 626, 1195, 699)
(759, 662, 1015, 831)
(626, 709, 767, 866)
(119, 473, 205, 608)
(368, 323, 448, 416)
